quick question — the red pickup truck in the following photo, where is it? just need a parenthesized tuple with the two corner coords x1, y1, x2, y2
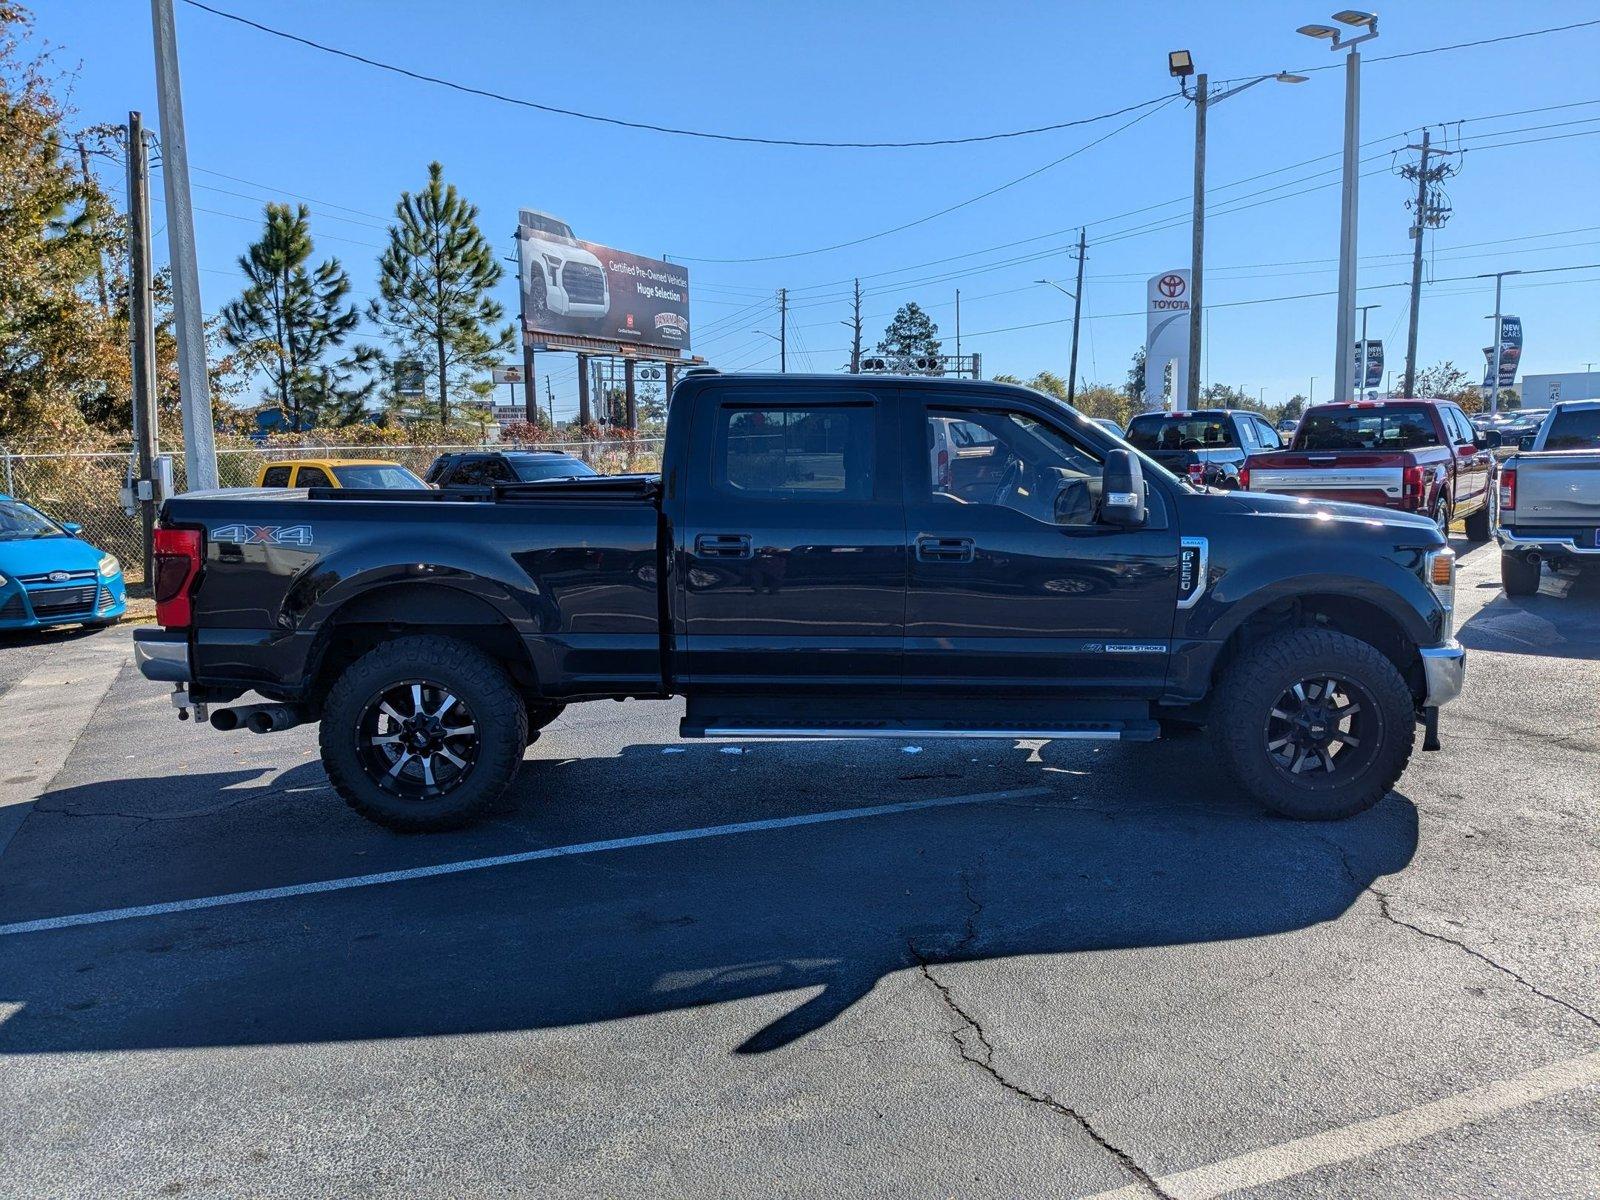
(1240, 399, 1496, 540)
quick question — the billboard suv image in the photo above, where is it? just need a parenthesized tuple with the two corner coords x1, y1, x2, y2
(517, 209, 691, 352)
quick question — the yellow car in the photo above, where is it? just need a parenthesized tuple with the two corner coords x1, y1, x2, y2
(253, 459, 428, 490)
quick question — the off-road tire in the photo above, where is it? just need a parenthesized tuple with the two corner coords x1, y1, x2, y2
(320, 635, 527, 832)
(1463, 498, 1491, 542)
(1211, 628, 1415, 821)
(1501, 551, 1541, 597)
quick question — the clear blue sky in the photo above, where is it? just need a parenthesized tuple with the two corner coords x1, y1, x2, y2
(37, 0, 1600, 418)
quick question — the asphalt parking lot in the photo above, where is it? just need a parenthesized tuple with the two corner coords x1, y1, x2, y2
(0, 537, 1596, 1199)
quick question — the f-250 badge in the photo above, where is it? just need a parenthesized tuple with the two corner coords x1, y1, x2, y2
(211, 524, 313, 546)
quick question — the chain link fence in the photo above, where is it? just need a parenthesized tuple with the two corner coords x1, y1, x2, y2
(1, 440, 664, 585)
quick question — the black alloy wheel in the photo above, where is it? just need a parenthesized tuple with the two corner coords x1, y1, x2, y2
(1263, 675, 1381, 782)
(358, 680, 480, 799)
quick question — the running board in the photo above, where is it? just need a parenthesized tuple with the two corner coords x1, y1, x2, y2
(679, 719, 1159, 742)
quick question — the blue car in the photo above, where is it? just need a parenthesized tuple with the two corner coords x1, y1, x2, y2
(0, 495, 127, 631)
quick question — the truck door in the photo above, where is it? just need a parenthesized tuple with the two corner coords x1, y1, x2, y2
(901, 390, 1180, 698)
(680, 387, 905, 696)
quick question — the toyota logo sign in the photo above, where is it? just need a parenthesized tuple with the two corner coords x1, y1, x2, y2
(1159, 274, 1187, 298)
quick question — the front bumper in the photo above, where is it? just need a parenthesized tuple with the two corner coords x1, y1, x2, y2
(133, 627, 191, 683)
(1420, 640, 1465, 708)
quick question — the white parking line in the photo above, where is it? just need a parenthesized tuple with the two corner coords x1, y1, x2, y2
(0, 786, 1047, 937)
(1081, 1049, 1600, 1200)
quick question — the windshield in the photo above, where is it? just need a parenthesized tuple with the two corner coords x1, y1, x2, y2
(523, 213, 575, 239)
(1295, 406, 1440, 451)
(1543, 409, 1600, 451)
(0, 501, 63, 541)
(333, 465, 427, 489)
(1126, 414, 1238, 452)
(509, 456, 597, 482)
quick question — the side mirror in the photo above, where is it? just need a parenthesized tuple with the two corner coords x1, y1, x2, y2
(61, 521, 82, 535)
(1479, 430, 1502, 449)
(1099, 449, 1147, 527)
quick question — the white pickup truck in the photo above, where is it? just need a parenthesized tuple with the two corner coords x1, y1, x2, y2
(1495, 399, 1600, 595)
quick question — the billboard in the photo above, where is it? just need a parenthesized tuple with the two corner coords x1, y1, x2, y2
(517, 209, 691, 352)
(1481, 315, 1522, 389)
(1144, 270, 1191, 411)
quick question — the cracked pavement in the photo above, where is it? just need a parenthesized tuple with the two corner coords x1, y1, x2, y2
(0, 537, 1596, 1199)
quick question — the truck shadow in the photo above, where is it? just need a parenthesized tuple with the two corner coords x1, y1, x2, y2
(1458, 566, 1600, 661)
(0, 742, 1418, 1058)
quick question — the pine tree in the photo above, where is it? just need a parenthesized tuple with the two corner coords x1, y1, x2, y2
(221, 203, 361, 431)
(876, 301, 941, 361)
(369, 161, 511, 427)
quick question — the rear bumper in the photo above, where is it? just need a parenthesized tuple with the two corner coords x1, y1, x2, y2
(133, 627, 191, 683)
(1496, 529, 1600, 556)
(1420, 640, 1465, 709)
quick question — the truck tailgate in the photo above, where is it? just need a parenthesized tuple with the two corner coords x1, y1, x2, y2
(1515, 452, 1600, 524)
(1247, 451, 1403, 503)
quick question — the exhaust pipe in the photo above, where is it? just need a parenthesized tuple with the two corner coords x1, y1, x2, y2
(209, 707, 242, 731)
(245, 704, 307, 735)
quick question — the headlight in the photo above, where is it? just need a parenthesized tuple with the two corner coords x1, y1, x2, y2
(0, 572, 8, 587)
(98, 553, 120, 578)
(1425, 547, 1456, 637)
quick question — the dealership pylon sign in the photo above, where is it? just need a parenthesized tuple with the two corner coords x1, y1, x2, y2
(1144, 270, 1191, 411)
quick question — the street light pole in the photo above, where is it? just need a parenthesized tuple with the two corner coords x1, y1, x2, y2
(1356, 303, 1382, 397)
(1035, 275, 1085, 405)
(1480, 269, 1522, 415)
(1299, 12, 1378, 404)
(1168, 52, 1306, 410)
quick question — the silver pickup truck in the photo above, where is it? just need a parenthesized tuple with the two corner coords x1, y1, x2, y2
(1496, 399, 1600, 595)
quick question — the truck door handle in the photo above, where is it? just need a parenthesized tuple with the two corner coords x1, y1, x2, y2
(916, 535, 975, 563)
(695, 533, 753, 558)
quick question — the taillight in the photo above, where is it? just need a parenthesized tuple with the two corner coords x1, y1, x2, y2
(1187, 463, 1206, 486)
(936, 447, 951, 489)
(152, 527, 202, 628)
(1402, 464, 1426, 508)
(1238, 464, 1251, 490)
(1499, 466, 1516, 513)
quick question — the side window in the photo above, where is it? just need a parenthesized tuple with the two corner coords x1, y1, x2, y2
(714, 405, 874, 500)
(1237, 419, 1259, 449)
(483, 458, 518, 484)
(424, 458, 449, 484)
(1254, 418, 1282, 449)
(926, 407, 1103, 526)
(260, 465, 292, 488)
(1446, 408, 1474, 444)
(295, 466, 333, 488)
(451, 459, 494, 487)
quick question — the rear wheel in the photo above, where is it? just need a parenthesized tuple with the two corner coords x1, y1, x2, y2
(320, 635, 527, 832)
(1212, 628, 1415, 821)
(1429, 493, 1451, 537)
(1501, 551, 1541, 597)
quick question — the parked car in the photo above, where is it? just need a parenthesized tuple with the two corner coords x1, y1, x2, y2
(136, 372, 1464, 833)
(1241, 399, 1497, 539)
(425, 450, 597, 488)
(1124, 409, 1285, 489)
(1475, 408, 1549, 461)
(1495, 400, 1600, 595)
(1275, 417, 1301, 435)
(1091, 418, 1125, 438)
(0, 495, 127, 631)
(253, 460, 427, 490)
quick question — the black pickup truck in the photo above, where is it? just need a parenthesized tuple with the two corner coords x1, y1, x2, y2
(135, 372, 1464, 831)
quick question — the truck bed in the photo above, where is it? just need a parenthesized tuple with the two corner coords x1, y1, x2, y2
(1508, 451, 1600, 526)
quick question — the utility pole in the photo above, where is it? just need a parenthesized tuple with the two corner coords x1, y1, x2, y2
(546, 374, 555, 429)
(1068, 227, 1087, 406)
(150, 0, 217, 490)
(76, 138, 111, 317)
(577, 353, 592, 426)
(843, 279, 863, 373)
(955, 288, 961, 362)
(126, 112, 159, 584)
(778, 287, 787, 373)
(1399, 130, 1459, 397)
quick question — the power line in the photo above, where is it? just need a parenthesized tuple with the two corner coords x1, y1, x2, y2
(178, 0, 1179, 150)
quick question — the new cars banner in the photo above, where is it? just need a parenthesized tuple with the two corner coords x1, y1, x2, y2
(1481, 315, 1522, 388)
(517, 209, 691, 352)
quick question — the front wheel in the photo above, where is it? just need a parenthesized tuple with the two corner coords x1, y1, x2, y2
(1463, 498, 1491, 542)
(320, 635, 528, 832)
(1211, 629, 1416, 821)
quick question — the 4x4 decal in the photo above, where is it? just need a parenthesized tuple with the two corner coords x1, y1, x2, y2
(211, 524, 313, 546)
